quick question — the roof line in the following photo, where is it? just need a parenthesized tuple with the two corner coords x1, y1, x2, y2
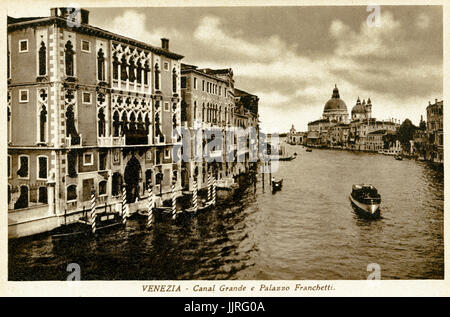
(8, 16, 184, 60)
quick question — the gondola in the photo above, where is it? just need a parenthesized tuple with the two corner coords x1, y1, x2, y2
(271, 179, 283, 192)
(279, 155, 296, 161)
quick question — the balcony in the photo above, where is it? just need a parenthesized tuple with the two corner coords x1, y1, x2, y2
(98, 136, 125, 147)
(64, 135, 83, 148)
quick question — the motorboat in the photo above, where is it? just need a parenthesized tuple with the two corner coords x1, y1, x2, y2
(349, 184, 381, 218)
(51, 211, 122, 241)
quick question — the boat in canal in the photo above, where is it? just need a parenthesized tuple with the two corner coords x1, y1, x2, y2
(51, 211, 123, 242)
(271, 178, 283, 192)
(216, 179, 239, 201)
(349, 184, 381, 218)
(306, 148, 312, 152)
(395, 155, 403, 160)
(278, 145, 297, 161)
(184, 198, 215, 214)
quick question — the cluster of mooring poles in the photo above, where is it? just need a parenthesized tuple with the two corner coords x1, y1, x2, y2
(87, 170, 219, 234)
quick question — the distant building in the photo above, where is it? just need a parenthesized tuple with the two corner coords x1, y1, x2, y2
(287, 125, 306, 145)
(306, 85, 400, 151)
(322, 85, 348, 124)
(426, 99, 443, 162)
(351, 97, 372, 121)
(307, 119, 333, 147)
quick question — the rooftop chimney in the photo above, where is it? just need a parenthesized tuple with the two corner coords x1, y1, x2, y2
(161, 38, 169, 50)
(50, 7, 89, 25)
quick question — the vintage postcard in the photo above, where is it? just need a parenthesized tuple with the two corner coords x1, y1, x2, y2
(0, 0, 448, 298)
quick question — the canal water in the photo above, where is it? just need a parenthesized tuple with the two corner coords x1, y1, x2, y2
(9, 145, 444, 280)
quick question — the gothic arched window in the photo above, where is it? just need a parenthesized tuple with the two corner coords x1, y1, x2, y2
(39, 105, 47, 142)
(64, 41, 74, 76)
(112, 54, 119, 80)
(65, 104, 78, 138)
(194, 101, 197, 120)
(39, 41, 46, 76)
(121, 112, 128, 135)
(98, 108, 105, 137)
(172, 68, 177, 93)
(129, 59, 136, 82)
(144, 114, 151, 134)
(137, 113, 145, 134)
(144, 62, 149, 85)
(113, 111, 120, 137)
(97, 49, 105, 81)
(136, 61, 142, 84)
(154, 63, 160, 90)
(121, 55, 128, 81)
(129, 112, 136, 131)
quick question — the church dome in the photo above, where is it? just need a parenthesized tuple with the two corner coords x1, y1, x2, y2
(351, 97, 365, 114)
(323, 85, 348, 113)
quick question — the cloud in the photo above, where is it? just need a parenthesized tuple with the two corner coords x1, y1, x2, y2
(193, 15, 297, 62)
(416, 13, 431, 29)
(329, 20, 350, 38)
(330, 11, 404, 59)
(253, 91, 291, 106)
(104, 10, 182, 48)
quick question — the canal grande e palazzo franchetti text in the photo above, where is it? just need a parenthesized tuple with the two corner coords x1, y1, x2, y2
(7, 7, 443, 239)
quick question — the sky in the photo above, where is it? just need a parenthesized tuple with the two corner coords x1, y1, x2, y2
(8, 5, 443, 133)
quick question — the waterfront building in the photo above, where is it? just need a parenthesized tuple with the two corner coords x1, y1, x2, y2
(180, 65, 259, 193)
(366, 130, 393, 152)
(233, 88, 260, 174)
(180, 63, 235, 191)
(8, 8, 183, 237)
(307, 119, 333, 147)
(327, 123, 350, 148)
(412, 99, 444, 162)
(287, 125, 306, 145)
(426, 99, 443, 162)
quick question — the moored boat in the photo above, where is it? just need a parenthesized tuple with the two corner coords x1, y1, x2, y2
(395, 155, 403, 160)
(51, 211, 122, 241)
(349, 184, 381, 218)
(306, 148, 312, 152)
(183, 199, 214, 214)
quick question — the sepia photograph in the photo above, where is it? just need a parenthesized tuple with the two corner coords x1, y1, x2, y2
(3, 0, 446, 290)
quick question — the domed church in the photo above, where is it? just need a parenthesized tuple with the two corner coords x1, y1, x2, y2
(322, 85, 349, 123)
(351, 97, 372, 121)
